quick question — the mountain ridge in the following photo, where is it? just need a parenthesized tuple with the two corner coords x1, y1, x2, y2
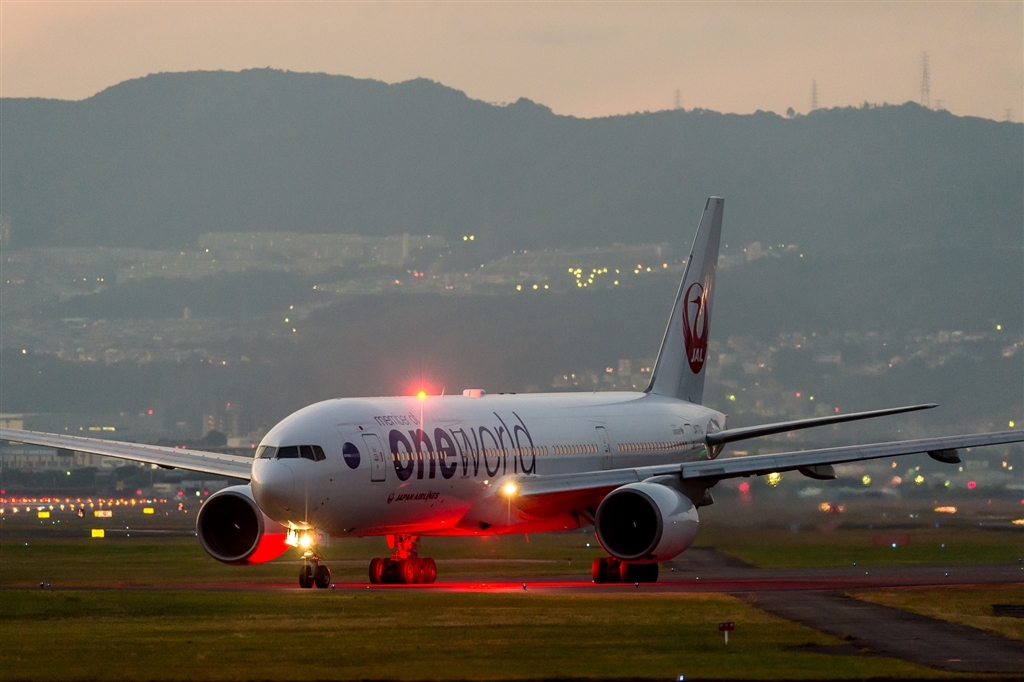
(1, 68, 1020, 258)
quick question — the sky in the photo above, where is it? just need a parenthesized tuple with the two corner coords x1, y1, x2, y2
(1, 1, 1022, 120)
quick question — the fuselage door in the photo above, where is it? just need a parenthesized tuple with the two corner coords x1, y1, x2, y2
(363, 433, 387, 482)
(595, 426, 613, 470)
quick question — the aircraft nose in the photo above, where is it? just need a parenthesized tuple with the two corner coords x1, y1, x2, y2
(251, 459, 295, 517)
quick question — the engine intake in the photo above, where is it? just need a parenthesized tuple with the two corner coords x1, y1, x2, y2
(595, 480, 699, 563)
(196, 485, 289, 565)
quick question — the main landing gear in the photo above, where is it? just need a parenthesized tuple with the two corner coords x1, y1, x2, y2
(368, 533, 437, 585)
(591, 557, 659, 584)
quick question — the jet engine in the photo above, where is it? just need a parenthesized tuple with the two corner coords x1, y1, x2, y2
(196, 485, 290, 565)
(595, 480, 699, 563)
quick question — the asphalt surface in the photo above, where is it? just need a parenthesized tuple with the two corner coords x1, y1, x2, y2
(749, 589, 1024, 674)
(671, 548, 1024, 675)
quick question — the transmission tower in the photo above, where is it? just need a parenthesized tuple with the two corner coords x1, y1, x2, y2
(810, 80, 818, 111)
(920, 53, 930, 108)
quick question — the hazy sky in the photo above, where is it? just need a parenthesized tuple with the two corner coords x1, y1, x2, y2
(2, 1, 1021, 120)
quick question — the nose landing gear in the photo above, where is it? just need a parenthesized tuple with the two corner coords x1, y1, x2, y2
(368, 533, 437, 584)
(298, 561, 332, 589)
(591, 557, 658, 584)
(294, 530, 332, 589)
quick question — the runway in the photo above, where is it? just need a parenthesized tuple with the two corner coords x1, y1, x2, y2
(323, 550, 1022, 674)
(7, 548, 1022, 674)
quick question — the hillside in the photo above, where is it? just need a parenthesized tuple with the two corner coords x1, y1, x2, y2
(2, 69, 1020, 257)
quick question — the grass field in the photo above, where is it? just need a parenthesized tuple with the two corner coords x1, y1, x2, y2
(849, 585, 1024, 642)
(0, 589, 948, 681)
(698, 526, 1024, 569)
(2, 506, 1022, 680)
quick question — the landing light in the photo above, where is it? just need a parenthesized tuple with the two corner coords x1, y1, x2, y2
(502, 482, 518, 497)
(417, 390, 427, 400)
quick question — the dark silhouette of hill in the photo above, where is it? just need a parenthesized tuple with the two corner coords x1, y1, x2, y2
(2, 69, 1020, 256)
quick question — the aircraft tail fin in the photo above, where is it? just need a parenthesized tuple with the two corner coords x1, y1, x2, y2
(645, 197, 724, 404)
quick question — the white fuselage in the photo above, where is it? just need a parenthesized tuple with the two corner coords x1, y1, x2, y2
(250, 391, 725, 538)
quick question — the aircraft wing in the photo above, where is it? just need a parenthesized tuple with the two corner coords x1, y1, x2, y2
(513, 429, 1024, 514)
(0, 428, 253, 480)
(677, 429, 1024, 480)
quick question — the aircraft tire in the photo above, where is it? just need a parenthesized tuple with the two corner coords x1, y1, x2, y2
(397, 558, 417, 584)
(314, 564, 331, 589)
(423, 558, 437, 584)
(369, 558, 384, 584)
(413, 559, 428, 584)
(591, 558, 608, 583)
(298, 563, 314, 589)
(619, 562, 658, 583)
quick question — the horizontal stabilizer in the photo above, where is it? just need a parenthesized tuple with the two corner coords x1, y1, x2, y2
(706, 403, 937, 448)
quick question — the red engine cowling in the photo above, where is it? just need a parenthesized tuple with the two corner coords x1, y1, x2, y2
(196, 485, 289, 565)
(595, 480, 700, 563)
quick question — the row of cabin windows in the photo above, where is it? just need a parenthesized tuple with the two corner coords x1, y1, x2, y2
(253, 441, 684, 463)
(617, 441, 686, 453)
(387, 444, 608, 462)
(255, 445, 327, 461)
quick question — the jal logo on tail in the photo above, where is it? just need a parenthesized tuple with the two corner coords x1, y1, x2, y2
(681, 282, 709, 374)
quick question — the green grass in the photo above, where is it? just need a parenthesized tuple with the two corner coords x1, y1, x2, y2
(0, 590, 945, 681)
(850, 585, 1024, 642)
(0, 533, 604, 587)
(2, 514, 1019, 679)
(699, 526, 1024, 569)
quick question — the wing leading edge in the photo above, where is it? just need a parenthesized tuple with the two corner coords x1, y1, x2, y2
(0, 428, 253, 480)
(512, 429, 1024, 516)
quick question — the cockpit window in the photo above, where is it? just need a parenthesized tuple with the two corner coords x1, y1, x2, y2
(255, 446, 276, 460)
(273, 444, 326, 461)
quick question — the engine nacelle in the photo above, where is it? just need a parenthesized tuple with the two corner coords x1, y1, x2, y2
(595, 480, 699, 563)
(196, 484, 290, 565)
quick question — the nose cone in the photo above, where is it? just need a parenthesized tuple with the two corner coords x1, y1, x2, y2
(251, 459, 295, 520)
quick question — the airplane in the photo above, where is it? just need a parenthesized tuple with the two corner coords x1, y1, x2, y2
(3, 196, 1022, 587)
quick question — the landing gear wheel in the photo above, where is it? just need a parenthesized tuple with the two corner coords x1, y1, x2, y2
(369, 558, 385, 584)
(619, 561, 659, 583)
(298, 563, 314, 589)
(414, 558, 429, 584)
(368, 535, 437, 585)
(397, 558, 417, 584)
(313, 564, 331, 589)
(422, 558, 437, 584)
(592, 557, 610, 584)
